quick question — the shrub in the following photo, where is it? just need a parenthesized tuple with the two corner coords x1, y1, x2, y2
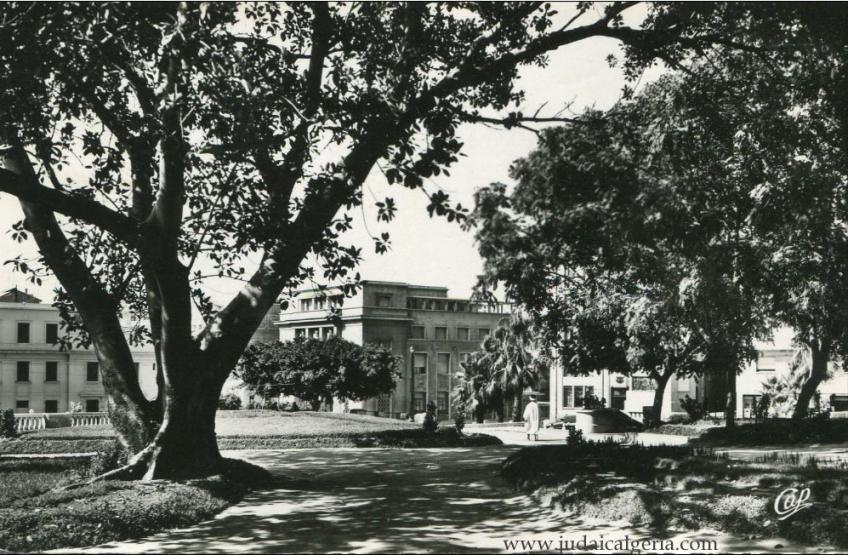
(754, 393, 771, 422)
(583, 394, 606, 409)
(87, 442, 128, 478)
(566, 428, 585, 447)
(422, 401, 438, 433)
(218, 393, 242, 410)
(680, 395, 705, 422)
(0, 409, 17, 439)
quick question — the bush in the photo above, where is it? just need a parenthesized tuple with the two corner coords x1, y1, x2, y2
(87, 442, 128, 478)
(680, 395, 705, 422)
(566, 428, 585, 447)
(422, 401, 438, 433)
(1, 409, 17, 439)
(754, 393, 771, 422)
(217, 393, 242, 410)
(583, 394, 606, 409)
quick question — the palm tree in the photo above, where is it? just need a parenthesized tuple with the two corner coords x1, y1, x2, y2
(489, 311, 547, 422)
(455, 344, 505, 423)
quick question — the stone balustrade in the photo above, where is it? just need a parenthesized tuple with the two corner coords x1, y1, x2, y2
(14, 414, 47, 432)
(14, 411, 110, 432)
(70, 412, 111, 427)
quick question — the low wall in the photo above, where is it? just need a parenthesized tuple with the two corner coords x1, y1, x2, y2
(14, 412, 110, 432)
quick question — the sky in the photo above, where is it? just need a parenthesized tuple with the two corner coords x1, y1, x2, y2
(0, 6, 666, 306)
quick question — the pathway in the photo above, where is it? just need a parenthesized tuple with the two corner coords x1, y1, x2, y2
(57, 446, 817, 553)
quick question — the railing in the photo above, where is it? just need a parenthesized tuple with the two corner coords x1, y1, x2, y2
(627, 411, 644, 423)
(70, 412, 111, 427)
(14, 414, 47, 432)
(14, 412, 110, 432)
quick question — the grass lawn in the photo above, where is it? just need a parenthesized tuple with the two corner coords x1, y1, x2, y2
(0, 411, 500, 454)
(503, 440, 848, 549)
(0, 457, 270, 552)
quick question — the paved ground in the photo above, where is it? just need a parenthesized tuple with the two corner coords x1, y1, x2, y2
(60, 446, 818, 554)
(464, 425, 690, 447)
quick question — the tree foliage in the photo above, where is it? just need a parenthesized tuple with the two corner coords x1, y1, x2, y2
(0, 2, 791, 477)
(238, 337, 399, 410)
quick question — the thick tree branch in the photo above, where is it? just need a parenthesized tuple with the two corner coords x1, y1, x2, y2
(0, 166, 139, 246)
(2, 131, 155, 448)
(253, 2, 332, 211)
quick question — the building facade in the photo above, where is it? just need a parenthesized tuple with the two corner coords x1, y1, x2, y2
(552, 368, 698, 422)
(555, 327, 848, 422)
(275, 280, 511, 419)
(734, 329, 848, 417)
(0, 288, 157, 414)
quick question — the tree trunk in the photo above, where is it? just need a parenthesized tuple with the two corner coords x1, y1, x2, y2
(725, 365, 737, 428)
(475, 406, 485, 424)
(511, 394, 523, 422)
(648, 371, 672, 428)
(792, 345, 829, 420)
(141, 379, 223, 480)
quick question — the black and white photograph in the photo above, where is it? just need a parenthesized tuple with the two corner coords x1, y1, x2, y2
(1, 2, 847, 553)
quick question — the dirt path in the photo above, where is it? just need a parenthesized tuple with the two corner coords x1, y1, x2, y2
(59, 447, 816, 553)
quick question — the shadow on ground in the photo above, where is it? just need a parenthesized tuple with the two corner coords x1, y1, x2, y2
(64, 447, 815, 553)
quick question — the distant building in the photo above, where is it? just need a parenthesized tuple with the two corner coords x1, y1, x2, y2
(552, 369, 697, 422)
(274, 280, 511, 419)
(733, 329, 848, 417)
(554, 327, 848, 422)
(0, 287, 157, 413)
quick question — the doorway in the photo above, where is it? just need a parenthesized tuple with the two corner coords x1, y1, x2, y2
(610, 387, 627, 410)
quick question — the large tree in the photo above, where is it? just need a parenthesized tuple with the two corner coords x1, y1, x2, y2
(472, 74, 771, 426)
(238, 337, 399, 411)
(0, 2, 774, 479)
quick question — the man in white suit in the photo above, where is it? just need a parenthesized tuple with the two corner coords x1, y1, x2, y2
(523, 394, 540, 441)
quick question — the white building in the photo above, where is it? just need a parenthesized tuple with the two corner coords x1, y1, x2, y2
(0, 288, 157, 413)
(736, 328, 848, 417)
(554, 327, 848, 422)
(551, 368, 698, 422)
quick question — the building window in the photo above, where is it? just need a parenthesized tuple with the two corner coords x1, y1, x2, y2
(437, 353, 450, 374)
(45, 323, 59, 345)
(742, 395, 762, 419)
(45, 361, 58, 382)
(86, 362, 99, 382)
(562, 385, 595, 408)
(322, 327, 334, 339)
(16, 361, 29, 382)
(457, 327, 470, 341)
(413, 353, 428, 375)
(756, 361, 775, 372)
(313, 298, 326, 310)
(435, 327, 447, 340)
(16, 399, 29, 410)
(437, 392, 449, 412)
(295, 328, 305, 338)
(301, 299, 312, 311)
(17, 322, 30, 343)
(376, 294, 392, 307)
(45, 400, 59, 413)
(478, 328, 490, 340)
(411, 325, 425, 339)
(308, 327, 320, 339)
(414, 392, 426, 413)
(85, 399, 100, 413)
(631, 377, 656, 391)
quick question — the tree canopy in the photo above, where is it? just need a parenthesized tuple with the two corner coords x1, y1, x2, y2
(0, 1, 804, 477)
(238, 337, 399, 410)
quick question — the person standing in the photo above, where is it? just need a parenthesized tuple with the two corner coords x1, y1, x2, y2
(523, 394, 540, 441)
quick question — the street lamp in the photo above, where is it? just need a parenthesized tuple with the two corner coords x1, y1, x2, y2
(408, 345, 416, 419)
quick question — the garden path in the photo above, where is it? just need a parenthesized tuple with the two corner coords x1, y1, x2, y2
(59, 447, 815, 553)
